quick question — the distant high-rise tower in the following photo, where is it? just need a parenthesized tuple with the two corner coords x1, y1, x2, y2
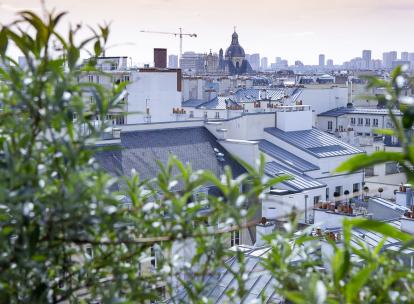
(245, 54, 251, 63)
(168, 54, 178, 68)
(319, 54, 325, 67)
(327, 59, 334, 67)
(362, 50, 372, 69)
(401, 52, 409, 61)
(383, 51, 397, 69)
(249, 53, 260, 71)
(261, 57, 268, 70)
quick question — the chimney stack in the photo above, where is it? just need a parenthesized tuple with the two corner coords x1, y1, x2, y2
(154, 48, 167, 68)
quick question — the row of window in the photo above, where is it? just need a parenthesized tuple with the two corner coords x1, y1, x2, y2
(321, 183, 361, 201)
(81, 74, 130, 84)
(350, 117, 379, 127)
(327, 117, 380, 131)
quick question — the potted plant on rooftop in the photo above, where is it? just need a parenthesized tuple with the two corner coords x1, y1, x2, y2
(378, 187, 384, 198)
(344, 190, 350, 207)
(363, 186, 369, 202)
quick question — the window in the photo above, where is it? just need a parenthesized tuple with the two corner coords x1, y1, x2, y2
(357, 132, 363, 136)
(365, 133, 371, 136)
(350, 117, 356, 125)
(326, 188, 329, 200)
(373, 119, 379, 127)
(96, 75, 100, 84)
(230, 230, 240, 247)
(353, 183, 360, 193)
(88, 75, 93, 82)
(365, 118, 370, 126)
(365, 166, 375, 177)
(327, 121, 333, 130)
(215, 112, 220, 119)
(385, 162, 399, 175)
(335, 186, 343, 196)
(106, 114, 125, 125)
(358, 118, 363, 125)
(375, 146, 381, 152)
(203, 111, 208, 119)
(85, 246, 93, 259)
(150, 245, 156, 268)
(313, 196, 321, 205)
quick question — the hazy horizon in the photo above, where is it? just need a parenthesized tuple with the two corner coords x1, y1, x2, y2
(2, 0, 414, 65)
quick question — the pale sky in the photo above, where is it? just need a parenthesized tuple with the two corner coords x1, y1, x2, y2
(1, 0, 414, 65)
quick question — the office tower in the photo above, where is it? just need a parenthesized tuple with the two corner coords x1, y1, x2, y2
(362, 50, 371, 69)
(179, 52, 205, 74)
(382, 51, 397, 69)
(249, 53, 260, 71)
(168, 55, 178, 68)
(275, 57, 281, 64)
(401, 52, 409, 61)
(327, 59, 334, 67)
(245, 54, 251, 63)
(319, 54, 325, 67)
(261, 57, 268, 70)
(409, 53, 414, 70)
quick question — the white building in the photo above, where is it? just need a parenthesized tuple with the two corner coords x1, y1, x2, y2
(126, 68, 182, 124)
(204, 105, 364, 224)
(78, 56, 182, 124)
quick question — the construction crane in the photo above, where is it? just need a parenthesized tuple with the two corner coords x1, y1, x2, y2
(140, 28, 197, 65)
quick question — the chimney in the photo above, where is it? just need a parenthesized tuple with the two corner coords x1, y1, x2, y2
(154, 48, 167, 68)
(255, 217, 275, 246)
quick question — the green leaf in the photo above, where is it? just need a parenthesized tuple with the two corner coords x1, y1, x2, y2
(345, 264, 377, 302)
(336, 151, 405, 173)
(348, 218, 413, 243)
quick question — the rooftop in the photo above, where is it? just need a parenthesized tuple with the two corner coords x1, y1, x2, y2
(170, 245, 285, 303)
(197, 96, 239, 110)
(264, 162, 326, 191)
(259, 140, 319, 172)
(318, 106, 403, 117)
(264, 127, 364, 158)
(234, 88, 302, 103)
(94, 127, 246, 189)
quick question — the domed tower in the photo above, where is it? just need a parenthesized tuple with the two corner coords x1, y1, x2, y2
(225, 31, 246, 70)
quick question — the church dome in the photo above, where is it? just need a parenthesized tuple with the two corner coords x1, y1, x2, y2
(225, 31, 245, 58)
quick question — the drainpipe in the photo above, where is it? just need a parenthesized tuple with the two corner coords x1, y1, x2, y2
(304, 194, 309, 223)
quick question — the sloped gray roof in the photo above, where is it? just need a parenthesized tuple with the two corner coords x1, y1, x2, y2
(182, 98, 208, 108)
(264, 127, 364, 158)
(259, 140, 319, 172)
(94, 127, 246, 188)
(170, 246, 283, 304)
(318, 106, 402, 117)
(196, 96, 239, 110)
(235, 88, 302, 103)
(264, 162, 326, 191)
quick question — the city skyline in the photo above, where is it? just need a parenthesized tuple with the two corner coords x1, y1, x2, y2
(2, 0, 414, 65)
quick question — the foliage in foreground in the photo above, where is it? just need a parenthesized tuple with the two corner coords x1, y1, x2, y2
(0, 10, 413, 304)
